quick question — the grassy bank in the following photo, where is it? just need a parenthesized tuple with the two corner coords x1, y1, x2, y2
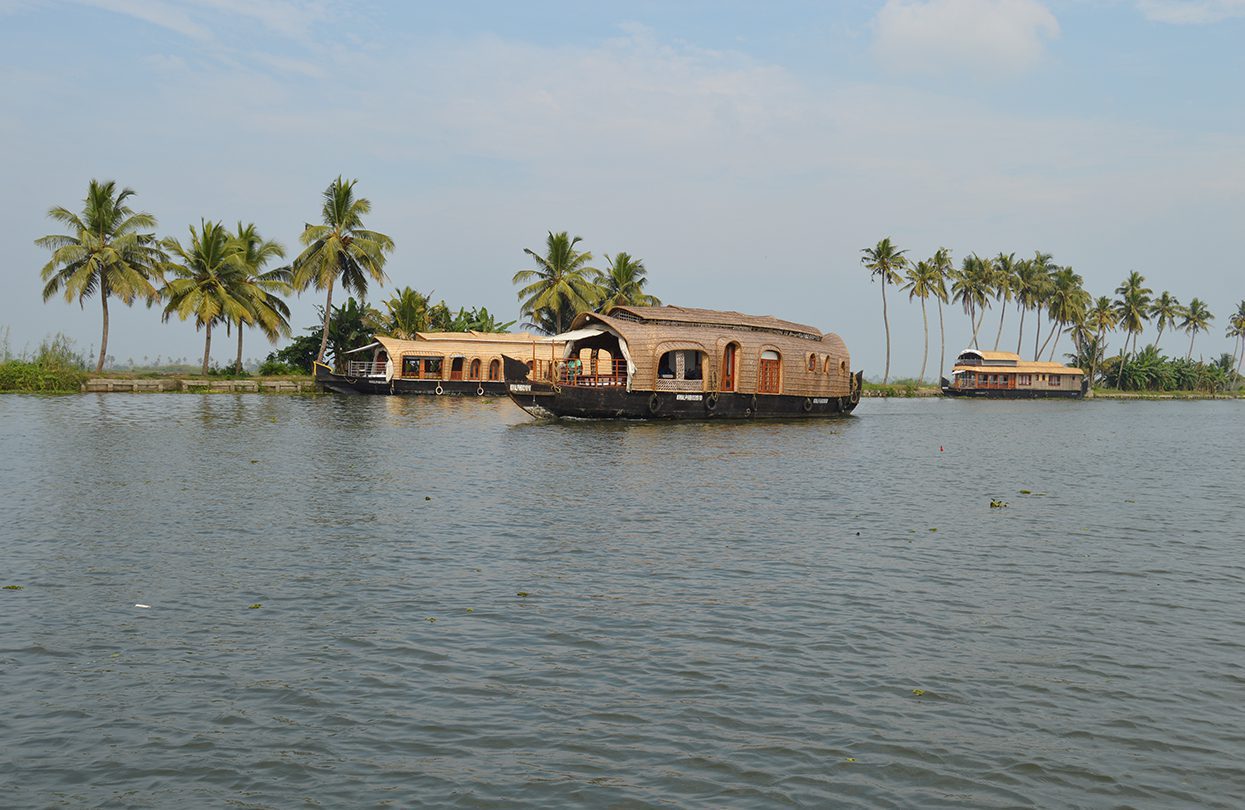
(0, 335, 88, 393)
(862, 378, 941, 397)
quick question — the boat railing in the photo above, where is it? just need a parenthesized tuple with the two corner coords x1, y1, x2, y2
(346, 361, 387, 377)
(554, 358, 628, 387)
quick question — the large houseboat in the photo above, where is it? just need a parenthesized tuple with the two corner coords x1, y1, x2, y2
(941, 349, 1088, 398)
(315, 331, 562, 395)
(504, 305, 862, 419)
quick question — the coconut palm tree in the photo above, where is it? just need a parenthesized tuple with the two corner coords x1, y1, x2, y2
(595, 252, 660, 310)
(991, 252, 1018, 350)
(1040, 267, 1090, 361)
(1011, 257, 1041, 355)
(36, 180, 166, 372)
(901, 259, 941, 383)
(1027, 251, 1057, 360)
(1148, 291, 1182, 348)
(382, 286, 434, 338)
(291, 177, 395, 364)
(229, 223, 289, 373)
(1113, 271, 1152, 357)
(514, 231, 600, 335)
(1180, 298, 1213, 360)
(930, 247, 953, 382)
(1226, 301, 1245, 381)
(1086, 296, 1118, 387)
(860, 237, 908, 384)
(161, 219, 251, 375)
(951, 254, 991, 350)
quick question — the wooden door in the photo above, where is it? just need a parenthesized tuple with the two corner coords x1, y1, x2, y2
(722, 343, 737, 391)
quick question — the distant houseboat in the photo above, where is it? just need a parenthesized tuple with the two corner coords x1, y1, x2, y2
(504, 305, 862, 419)
(941, 349, 1087, 398)
(315, 332, 563, 395)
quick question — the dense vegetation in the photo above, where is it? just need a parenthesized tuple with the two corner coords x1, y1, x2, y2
(0, 333, 88, 393)
(863, 238, 1245, 392)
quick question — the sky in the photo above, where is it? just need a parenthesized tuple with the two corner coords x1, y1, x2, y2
(2, 0, 1243, 376)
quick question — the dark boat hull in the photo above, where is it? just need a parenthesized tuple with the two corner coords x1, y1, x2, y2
(503, 362, 863, 420)
(315, 363, 508, 396)
(939, 377, 1087, 399)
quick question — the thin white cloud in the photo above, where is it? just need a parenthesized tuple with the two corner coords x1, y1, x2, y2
(873, 0, 1060, 76)
(77, 0, 212, 40)
(1136, 0, 1245, 23)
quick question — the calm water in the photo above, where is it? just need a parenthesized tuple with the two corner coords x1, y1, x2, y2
(2, 394, 1244, 808)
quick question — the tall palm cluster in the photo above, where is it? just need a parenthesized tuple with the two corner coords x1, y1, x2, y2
(38, 177, 398, 374)
(863, 237, 1242, 391)
(513, 232, 661, 334)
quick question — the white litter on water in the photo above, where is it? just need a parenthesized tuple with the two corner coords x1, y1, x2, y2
(135, 604, 150, 608)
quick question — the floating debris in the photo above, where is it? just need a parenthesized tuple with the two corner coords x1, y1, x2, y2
(426, 617, 437, 623)
(135, 603, 150, 608)
(516, 592, 529, 598)
(250, 459, 260, 464)
(845, 757, 856, 762)
(466, 608, 475, 613)
(912, 688, 926, 697)
(425, 496, 432, 501)
(929, 528, 938, 533)
(248, 603, 262, 609)
(1018, 489, 1032, 494)
(990, 499, 1008, 508)
(3, 585, 23, 591)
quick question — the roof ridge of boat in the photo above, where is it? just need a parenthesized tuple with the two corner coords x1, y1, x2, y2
(604, 305, 823, 338)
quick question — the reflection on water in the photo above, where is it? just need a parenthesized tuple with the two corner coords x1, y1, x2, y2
(2, 394, 1244, 807)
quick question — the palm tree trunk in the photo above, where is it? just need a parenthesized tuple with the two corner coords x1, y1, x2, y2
(993, 300, 1006, 350)
(202, 321, 213, 376)
(881, 281, 891, 384)
(317, 277, 336, 364)
(1049, 328, 1061, 361)
(972, 306, 986, 348)
(1033, 309, 1042, 360)
(1156, 324, 1165, 347)
(236, 320, 244, 373)
(919, 298, 929, 383)
(97, 290, 110, 373)
(1187, 332, 1194, 360)
(1016, 306, 1026, 355)
(1039, 318, 1059, 359)
(937, 299, 945, 382)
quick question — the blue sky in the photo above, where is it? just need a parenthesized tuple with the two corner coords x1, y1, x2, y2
(3, 0, 1243, 375)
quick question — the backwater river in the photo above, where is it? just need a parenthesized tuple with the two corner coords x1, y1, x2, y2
(1, 393, 1243, 808)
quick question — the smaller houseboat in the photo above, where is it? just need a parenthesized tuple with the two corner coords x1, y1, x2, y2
(504, 305, 862, 419)
(941, 349, 1087, 398)
(315, 331, 563, 395)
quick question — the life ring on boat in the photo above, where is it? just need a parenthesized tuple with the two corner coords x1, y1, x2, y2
(802, 397, 813, 412)
(648, 393, 661, 413)
(476, 386, 485, 396)
(705, 392, 719, 412)
(435, 385, 444, 395)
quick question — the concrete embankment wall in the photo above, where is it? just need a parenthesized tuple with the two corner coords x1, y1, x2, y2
(82, 379, 317, 393)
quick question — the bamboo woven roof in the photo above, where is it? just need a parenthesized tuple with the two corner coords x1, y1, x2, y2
(372, 332, 549, 358)
(607, 305, 823, 339)
(953, 361, 1084, 375)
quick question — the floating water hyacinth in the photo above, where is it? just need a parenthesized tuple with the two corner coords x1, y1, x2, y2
(248, 603, 262, 609)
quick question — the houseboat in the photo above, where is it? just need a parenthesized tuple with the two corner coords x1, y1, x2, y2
(940, 349, 1088, 398)
(315, 331, 563, 395)
(504, 305, 862, 419)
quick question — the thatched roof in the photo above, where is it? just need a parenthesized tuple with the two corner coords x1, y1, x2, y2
(372, 332, 550, 358)
(953, 360, 1084, 376)
(606, 305, 823, 340)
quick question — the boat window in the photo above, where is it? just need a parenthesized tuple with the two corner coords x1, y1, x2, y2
(807, 354, 816, 372)
(839, 359, 848, 374)
(1018, 374, 1031, 386)
(401, 356, 443, 379)
(657, 350, 703, 381)
(1049, 374, 1061, 387)
(402, 357, 419, 377)
(758, 350, 781, 394)
(488, 359, 501, 380)
(469, 358, 481, 379)
(422, 358, 443, 379)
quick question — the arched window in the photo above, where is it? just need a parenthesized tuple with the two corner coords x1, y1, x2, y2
(721, 342, 739, 391)
(823, 356, 831, 373)
(488, 359, 501, 380)
(807, 354, 816, 372)
(469, 358, 481, 379)
(758, 350, 781, 394)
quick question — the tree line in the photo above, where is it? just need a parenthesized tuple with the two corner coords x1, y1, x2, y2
(36, 180, 662, 375)
(863, 237, 1245, 391)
